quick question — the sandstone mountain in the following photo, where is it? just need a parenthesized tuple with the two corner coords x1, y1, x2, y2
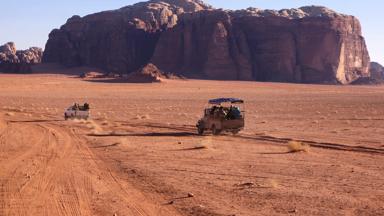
(43, 0, 370, 84)
(369, 62, 384, 80)
(43, 0, 211, 74)
(351, 62, 384, 85)
(0, 42, 43, 73)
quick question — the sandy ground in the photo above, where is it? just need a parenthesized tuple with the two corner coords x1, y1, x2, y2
(0, 70, 383, 216)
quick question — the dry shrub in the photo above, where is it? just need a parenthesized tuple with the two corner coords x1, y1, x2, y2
(192, 144, 208, 150)
(119, 138, 129, 145)
(109, 130, 121, 136)
(132, 114, 151, 120)
(287, 141, 310, 153)
(269, 179, 279, 188)
(142, 114, 150, 119)
(180, 113, 188, 117)
(73, 119, 87, 124)
(132, 115, 141, 120)
(85, 120, 102, 133)
(5, 112, 15, 116)
(195, 136, 212, 149)
(101, 120, 109, 126)
(72, 119, 103, 134)
(23, 113, 32, 117)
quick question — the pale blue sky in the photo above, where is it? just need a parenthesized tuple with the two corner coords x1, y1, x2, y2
(0, 0, 382, 63)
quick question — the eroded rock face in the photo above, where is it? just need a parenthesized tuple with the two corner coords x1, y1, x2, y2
(351, 62, 384, 85)
(369, 62, 384, 80)
(43, 0, 211, 74)
(43, 1, 370, 84)
(152, 6, 370, 83)
(0, 42, 43, 73)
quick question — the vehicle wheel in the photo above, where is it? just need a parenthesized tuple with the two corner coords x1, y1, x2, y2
(231, 130, 240, 135)
(197, 126, 204, 135)
(211, 125, 221, 135)
(64, 115, 68, 120)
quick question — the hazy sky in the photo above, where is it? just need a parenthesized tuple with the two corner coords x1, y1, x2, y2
(0, 0, 382, 63)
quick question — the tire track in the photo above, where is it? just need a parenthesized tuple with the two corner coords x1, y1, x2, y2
(118, 121, 384, 155)
(237, 134, 384, 155)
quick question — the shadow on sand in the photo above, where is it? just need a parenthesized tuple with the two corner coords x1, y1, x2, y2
(87, 131, 197, 137)
(9, 119, 65, 123)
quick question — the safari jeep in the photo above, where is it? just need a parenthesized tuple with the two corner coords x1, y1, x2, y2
(64, 103, 90, 120)
(196, 98, 245, 135)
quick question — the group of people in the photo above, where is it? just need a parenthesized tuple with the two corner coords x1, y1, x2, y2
(73, 102, 90, 111)
(210, 105, 242, 120)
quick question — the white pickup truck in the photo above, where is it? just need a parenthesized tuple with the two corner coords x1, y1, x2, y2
(64, 103, 90, 120)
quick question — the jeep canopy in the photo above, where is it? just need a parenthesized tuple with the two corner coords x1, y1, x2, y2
(208, 98, 244, 105)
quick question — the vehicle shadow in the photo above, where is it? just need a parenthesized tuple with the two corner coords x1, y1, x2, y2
(9, 119, 65, 123)
(84, 78, 152, 84)
(91, 143, 120, 148)
(258, 152, 291, 155)
(87, 131, 197, 137)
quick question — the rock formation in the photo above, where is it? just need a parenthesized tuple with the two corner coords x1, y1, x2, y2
(43, 0, 370, 84)
(0, 42, 43, 73)
(152, 6, 370, 83)
(126, 63, 168, 82)
(369, 62, 384, 80)
(43, 0, 211, 74)
(352, 62, 384, 85)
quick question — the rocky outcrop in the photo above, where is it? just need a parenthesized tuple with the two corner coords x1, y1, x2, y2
(43, 0, 211, 74)
(43, 0, 370, 84)
(0, 42, 43, 73)
(152, 6, 370, 83)
(369, 62, 384, 80)
(351, 62, 384, 85)
(126, 63, 167, 82)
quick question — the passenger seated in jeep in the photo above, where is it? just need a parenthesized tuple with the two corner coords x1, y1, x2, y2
(83, 103, 90, 110)
(226, 106, 241, 120)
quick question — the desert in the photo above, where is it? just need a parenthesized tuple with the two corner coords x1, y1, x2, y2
(1, 67, 384, 215)
(1, 0, 384, 215)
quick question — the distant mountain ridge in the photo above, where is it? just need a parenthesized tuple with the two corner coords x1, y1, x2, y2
(43, 0, 370, 84)
(0, 42, 43, 73)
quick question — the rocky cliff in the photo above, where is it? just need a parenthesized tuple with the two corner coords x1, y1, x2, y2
(351, 62, 384, 85)
(43, 0, 211, 74)
(0, 42, 43, 73)
(369, 62, 384, 80)
(43, 0, 370, 84)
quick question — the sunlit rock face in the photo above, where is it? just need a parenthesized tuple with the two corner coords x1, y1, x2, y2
(0, 42, 43, 73)
(43, 0, 211, 74)
(43, 1, 370, 84)
(152, 6, 370, 83)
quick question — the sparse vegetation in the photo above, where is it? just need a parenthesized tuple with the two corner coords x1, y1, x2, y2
(287, 141, 310, 153)
(269, 179, 279, 188)
(86, 120, 103, 134)
(5, 112, 15, 116)
(101, 120, 109, 126)
(142, 114, 150, 119)
(194, 137, 212, 149)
